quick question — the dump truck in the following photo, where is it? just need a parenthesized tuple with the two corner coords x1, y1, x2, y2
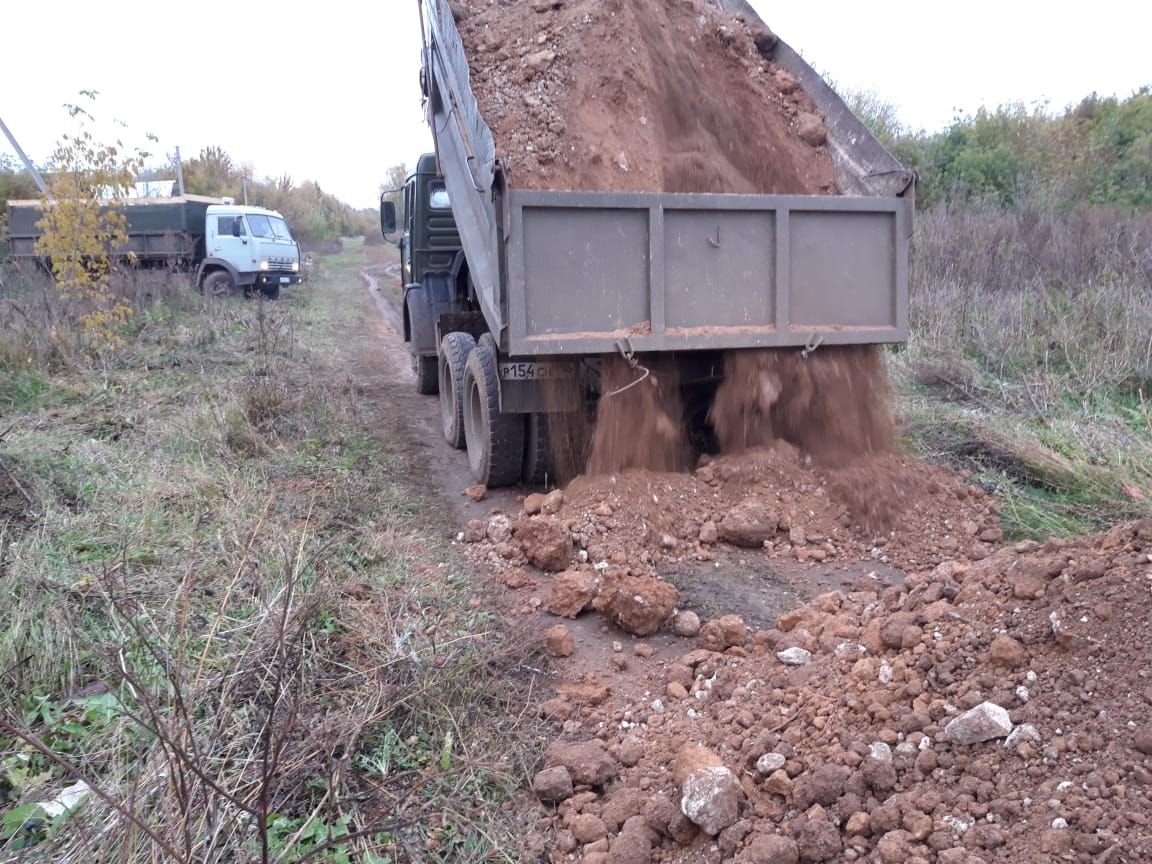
(382, 0, 915, 487)
(6, 196, 302, 299)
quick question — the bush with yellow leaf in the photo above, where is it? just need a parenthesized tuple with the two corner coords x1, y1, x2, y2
(34, 97, 150, 353)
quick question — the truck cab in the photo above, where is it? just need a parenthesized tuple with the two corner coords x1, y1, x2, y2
(200, 202, 302, 299)
(394, 154, 470, 392)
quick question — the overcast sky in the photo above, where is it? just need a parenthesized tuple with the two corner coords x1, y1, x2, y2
(3, 1, 1148, 210)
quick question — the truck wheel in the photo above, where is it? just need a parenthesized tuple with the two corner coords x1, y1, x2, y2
(463, 343, 525, 487)
(412, 350, 438, 395)
(439, 331, 475, 449)
(259, 284, 280, 300)
(522, 413, 554, 485)
(202, 271, 235, 298)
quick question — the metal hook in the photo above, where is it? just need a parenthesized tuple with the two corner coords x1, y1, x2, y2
(800, 332, 824, 359)
(707, 226, 721, 248)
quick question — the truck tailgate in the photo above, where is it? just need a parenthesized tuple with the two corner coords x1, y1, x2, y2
(504, 190, 911, 356)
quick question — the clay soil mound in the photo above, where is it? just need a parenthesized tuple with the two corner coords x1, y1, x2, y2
(531, 519, 1152, 863)
(457, 0, 837, 195)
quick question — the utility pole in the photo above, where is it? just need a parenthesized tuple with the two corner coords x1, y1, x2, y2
(0, 114, 47, 195)
(174, 146, 185, 196)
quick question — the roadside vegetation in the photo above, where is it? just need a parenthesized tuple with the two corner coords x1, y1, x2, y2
(852, 87, 1152, 537)
(0, 244, 539, 861)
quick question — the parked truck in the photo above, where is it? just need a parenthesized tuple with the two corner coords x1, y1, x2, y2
(6, 195, 302, 299)
(382, 0, 916, 487)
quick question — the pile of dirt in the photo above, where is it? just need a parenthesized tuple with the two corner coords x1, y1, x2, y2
(464, 444, 1001, 627)
(456, 0, 837, 195)
(524, 518, 1152, 863)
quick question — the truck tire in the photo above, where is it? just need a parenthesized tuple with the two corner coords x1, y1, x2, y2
(202, 271, 236, 298)
(522, 413, 554, 485)
(463, 343, 525, 487)
(439, 331, 475, 449)
(412, 350, 438, 395)
(259, 283, 280, 300)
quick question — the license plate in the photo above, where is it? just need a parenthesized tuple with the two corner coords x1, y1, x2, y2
(499, 361, 568, 381)
(279, 277, 290, 284)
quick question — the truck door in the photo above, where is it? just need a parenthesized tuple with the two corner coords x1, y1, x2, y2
(210, 213, 248, 270)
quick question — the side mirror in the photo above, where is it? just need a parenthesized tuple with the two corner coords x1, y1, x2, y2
(380, 199, 397, 236)
(231, 218, 242, 238)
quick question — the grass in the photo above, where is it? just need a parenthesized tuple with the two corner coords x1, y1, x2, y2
(0, 249, 540, 861)
(893, 204, 1152, 539)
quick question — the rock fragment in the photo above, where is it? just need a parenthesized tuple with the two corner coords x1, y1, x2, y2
(943, 702, 1013, 745)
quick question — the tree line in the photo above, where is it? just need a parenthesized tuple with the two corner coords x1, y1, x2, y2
(856, 87, 1151, 212)
(1, 146, 376, 246)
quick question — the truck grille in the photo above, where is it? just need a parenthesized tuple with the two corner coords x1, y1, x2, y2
(266, 257, 296, 272)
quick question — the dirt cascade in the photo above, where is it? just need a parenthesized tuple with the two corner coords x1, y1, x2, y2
(459, 0, 894, 477)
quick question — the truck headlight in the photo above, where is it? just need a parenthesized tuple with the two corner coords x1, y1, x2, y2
(259, 260, 269, 271)
(291, 261, 299, 272)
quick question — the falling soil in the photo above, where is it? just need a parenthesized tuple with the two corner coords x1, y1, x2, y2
(710, 346, 896, 467)
(586, 355, 692, 476)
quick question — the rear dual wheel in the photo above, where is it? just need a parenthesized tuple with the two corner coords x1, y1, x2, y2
(463, 342, 525, 487)
(439, 331, 475, 449)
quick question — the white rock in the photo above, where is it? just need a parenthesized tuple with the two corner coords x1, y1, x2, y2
(680, 766, 744, 836)
(486, 514, 513, 544)
(1051, 817, 1068, 829)
(776, 647, 811, 666)
(943, 815, 972, 834)
(1004, 724, 1041, 749)
(39, 781, 91, 818)
(879, 662, 893, 683)
(869, 741, 893, 763)
(1015, 685, 1030, 702)
(943, 701, 1013, 745)
(756, 752, 786, 775)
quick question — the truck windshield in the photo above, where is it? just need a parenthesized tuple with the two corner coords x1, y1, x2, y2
(245, 214, 294, 240)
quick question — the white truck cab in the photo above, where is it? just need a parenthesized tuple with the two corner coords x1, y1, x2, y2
(200, 200, 302, 299)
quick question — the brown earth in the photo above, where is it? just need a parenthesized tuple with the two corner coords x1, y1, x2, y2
(505, 517, 1152, 864)
(423, 10, 1138, 859)
(457, 0, 837, 195)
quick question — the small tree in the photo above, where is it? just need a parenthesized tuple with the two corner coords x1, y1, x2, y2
(35, 94, 149, 350)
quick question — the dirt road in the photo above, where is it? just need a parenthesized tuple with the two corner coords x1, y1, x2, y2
(358, 265, 1152, 864)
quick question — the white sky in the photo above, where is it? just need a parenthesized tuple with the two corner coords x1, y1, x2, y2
(3, 1, 1148, 210)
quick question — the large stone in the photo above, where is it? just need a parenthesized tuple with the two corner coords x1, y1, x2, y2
(607, 830, 652, 864)
(545, 570, 598, 617)
(532, 765, 573, 802)
(794, 820, 842, 862)
(698, 614, 748, 651)
(988, 635, 1026, 668)
(795, 112, 828, 147)
(680, 766, 744, 836)
(943, 702, 1013, 745)
(593, 571, 678, 636)
(545, 624, 576, 657)
(718, 499, 779, 547)
(672, 744, 725, 786)
(545, 740, 618, 786)
(673, 610, 702, 637)
(570, 813, 608, 844)
(515, 516, 572, 571)
(741, 834, 799, 864)
(792, 764, 849, 809)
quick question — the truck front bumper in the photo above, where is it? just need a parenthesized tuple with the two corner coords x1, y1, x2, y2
(254, 272, 303, 288)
